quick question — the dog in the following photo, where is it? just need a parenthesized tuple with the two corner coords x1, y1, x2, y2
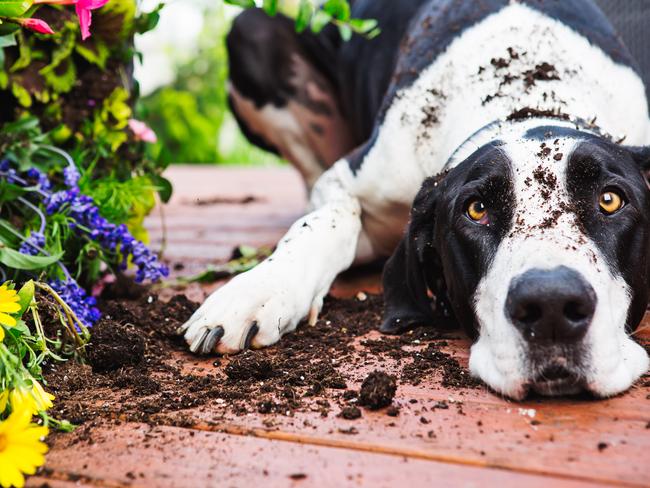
(179, 0, 650, 400)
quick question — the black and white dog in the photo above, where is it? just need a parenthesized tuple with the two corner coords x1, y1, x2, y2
(180, 0, 650, 400)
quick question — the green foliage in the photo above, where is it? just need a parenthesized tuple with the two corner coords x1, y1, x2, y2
(138, 5, 281, 165)
(0, 1, 33, 18)
(224, 0, 380, 39)
(0, 2, 168, 178)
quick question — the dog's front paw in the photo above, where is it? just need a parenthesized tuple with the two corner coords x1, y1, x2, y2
(178, 265, 320, 355)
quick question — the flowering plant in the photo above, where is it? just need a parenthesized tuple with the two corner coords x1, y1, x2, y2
(0, 278, 88, 487)
(0, 117, 168, 327)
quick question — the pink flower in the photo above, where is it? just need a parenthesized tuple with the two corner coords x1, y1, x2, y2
(17, 18, 55, 35)
(75, 0, 110, 40)
(128, 119, 158, 144)
(34, 0, 110, 40)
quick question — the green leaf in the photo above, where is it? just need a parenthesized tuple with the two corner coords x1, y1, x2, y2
(9, 31, 31, 72)
(0, 0, 32, 18)
(310, 10, 332, 33)
(0, 32, 16, 48)
(10, 318, 30, 336)
(10, 81, 31, 107)
(0, 22, 19, 36)
(323, 0, 350, 21)
(295, 0, 312, 32)
(134, 3, 164, 34)
(151, 174, 173, 203)
(16, 280, 34, 318)
(0, 245, 63, 270)
(41, 59, 77, 94)
(223, 0, 256, 7)
(338, 24, 352, 41)
(0, 181, 27, 203)
(75, 38, 110, 69)
(262, 0, 278, 16)
(348, 18, 378, 34)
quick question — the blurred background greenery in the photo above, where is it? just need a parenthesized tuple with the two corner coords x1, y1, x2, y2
(135, 0, 284, 165)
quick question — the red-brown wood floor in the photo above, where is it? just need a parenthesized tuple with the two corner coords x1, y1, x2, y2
(29, 166, 650, 488)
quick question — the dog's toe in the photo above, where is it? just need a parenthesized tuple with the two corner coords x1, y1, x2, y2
(188, 327, 210, 353)
(243, 322, 259, 350)
(199, 326, 225, 355)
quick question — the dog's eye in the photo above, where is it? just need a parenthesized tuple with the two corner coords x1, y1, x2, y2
(467, 200, 488, 223)
(599, 190, 624, 215)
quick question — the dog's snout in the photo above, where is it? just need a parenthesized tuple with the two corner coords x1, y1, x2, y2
(506, 266, 596, 343)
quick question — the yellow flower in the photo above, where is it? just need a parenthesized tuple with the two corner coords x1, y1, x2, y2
(0, 391, 7, 413)
(0, 284, 20, 340)
(0, 405, 48, 488)
(9, 381, 55, 415)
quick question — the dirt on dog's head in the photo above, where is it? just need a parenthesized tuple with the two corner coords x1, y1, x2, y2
(382, 119, 650, 400)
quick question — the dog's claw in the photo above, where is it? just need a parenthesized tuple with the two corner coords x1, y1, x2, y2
(200, 326, 225, 355)
(243, 322, 259, 350)
(189, 328, 210, 353)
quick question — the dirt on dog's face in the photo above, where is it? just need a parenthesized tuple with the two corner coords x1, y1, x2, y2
(382, 123, 650, 400)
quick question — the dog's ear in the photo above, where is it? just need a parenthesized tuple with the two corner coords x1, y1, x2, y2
(624, 146, 650, 186)
(380, 177, 455, 335)
(626, 146, 650, 170)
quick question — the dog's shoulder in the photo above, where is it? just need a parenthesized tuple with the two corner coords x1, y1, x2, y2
(387, 0, 634, 104)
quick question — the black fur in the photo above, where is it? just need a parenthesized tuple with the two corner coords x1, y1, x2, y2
(382, 143, 515, 338)
(566, 138, 650, 332)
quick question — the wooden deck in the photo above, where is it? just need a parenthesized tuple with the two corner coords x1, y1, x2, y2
(30, 166, 650, 488)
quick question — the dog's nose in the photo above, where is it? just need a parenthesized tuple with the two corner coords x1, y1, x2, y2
(506, 266, 596, 343)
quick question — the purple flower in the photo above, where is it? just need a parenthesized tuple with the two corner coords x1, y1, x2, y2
(49, 278, 101, 328)
(3, 157, 169, 284)
(63, 165, 80, 188)
(44, 188, 169, 283)
(26, 168, 53, 191)
(19, 232, 46, 255)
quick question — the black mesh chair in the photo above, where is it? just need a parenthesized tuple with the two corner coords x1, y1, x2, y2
(595, 0, 650, 106)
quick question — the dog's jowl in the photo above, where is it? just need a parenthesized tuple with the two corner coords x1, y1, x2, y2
(180, 0, 650, 399)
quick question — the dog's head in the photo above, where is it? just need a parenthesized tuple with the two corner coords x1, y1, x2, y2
(382, 122, 650, 399)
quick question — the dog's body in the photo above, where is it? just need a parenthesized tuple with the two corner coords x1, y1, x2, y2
(181, 0, 650, 399)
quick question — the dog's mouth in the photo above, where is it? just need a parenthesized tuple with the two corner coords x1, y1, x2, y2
(528, 364, 585, 396)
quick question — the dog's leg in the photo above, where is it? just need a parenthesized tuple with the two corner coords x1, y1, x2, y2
(179, 163, 362, 354)
(227, 9, 356, 189)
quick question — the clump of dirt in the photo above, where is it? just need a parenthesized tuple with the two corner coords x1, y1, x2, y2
(532, 165, 558, 201)
(523, 62, 560, 89)
(339, 405, 362, 420)
(358, 371, 397, 410)
(86, 320, 145, 373)
(506, 107, 570, 122)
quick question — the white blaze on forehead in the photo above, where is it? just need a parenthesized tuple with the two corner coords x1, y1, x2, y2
(468, 125, 646, 399)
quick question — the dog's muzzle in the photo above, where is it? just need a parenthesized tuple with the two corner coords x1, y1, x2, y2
(505, 266, 598, 395)
(506, 266, 597, 344)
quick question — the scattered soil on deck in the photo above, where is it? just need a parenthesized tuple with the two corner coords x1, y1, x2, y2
(44, 291, 480, 436)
